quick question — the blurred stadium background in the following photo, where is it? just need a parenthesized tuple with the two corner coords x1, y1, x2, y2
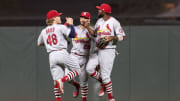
(0, 0, 180, 101)
(0, 0, 180, 25)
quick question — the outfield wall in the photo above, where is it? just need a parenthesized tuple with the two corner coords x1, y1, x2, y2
(0, 26, 179, 101)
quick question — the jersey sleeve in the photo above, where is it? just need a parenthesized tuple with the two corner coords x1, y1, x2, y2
(114, 20, 126, 41)
(114, 20, 125, 36)
(94, 20, 100, 31)
(94, 22, 98, 30)
(37, 31, 44, 44)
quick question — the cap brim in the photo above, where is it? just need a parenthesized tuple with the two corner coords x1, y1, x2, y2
(96, 6, 101, 10)
(80, 16, 90, 19)
(58, 13, 63, 16)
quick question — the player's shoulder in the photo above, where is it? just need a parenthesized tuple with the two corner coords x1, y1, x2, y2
(53, 24, 69, 32)
(74, 25, 80, 29)
(97, 17, 103, 21)
(40, 27, 47, 34)
(110, 17, 120, 23)
(54, 24, 66, 28)
(97, 18, 103, 23)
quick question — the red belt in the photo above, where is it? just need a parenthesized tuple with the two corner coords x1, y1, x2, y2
(49, 49, 65, 53)
(72, 52, 86, 56)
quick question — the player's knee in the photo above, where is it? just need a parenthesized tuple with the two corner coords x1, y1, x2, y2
(86, 66, 94, 75)
(80, 82, 88, 87)
(72, 64, 81, 75)
(102, 76, 111, 84)
(76, 68, 81, 75)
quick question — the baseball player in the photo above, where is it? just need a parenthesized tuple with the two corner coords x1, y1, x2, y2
(65, 12, 91, 101)
(85, 32, 104, 97)
(37, 10, 81, 101)
(85, 3, 126, 101)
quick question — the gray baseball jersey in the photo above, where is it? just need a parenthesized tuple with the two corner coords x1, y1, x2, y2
(37, 24, 70, 53)
(95, 17, 125, 48)
(71, 25, 91, 55)
(37, 24, 80, 81)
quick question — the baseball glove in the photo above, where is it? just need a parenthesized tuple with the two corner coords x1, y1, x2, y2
(96, 37, 109, 49)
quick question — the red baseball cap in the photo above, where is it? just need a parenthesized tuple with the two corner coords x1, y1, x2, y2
(80, 12, 91, 19)
(46, 10, 62, 19)
(96, 3, 111, 13)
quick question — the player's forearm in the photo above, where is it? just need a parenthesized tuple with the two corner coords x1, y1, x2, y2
(86, 26, 96, 37)
(117, 35, 125, 41)
(112, 36, 118, 41)
(108, 36, 125, 42)
(107, 36, 118, 41)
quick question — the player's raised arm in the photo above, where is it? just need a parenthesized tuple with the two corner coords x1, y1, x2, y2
(83, 20, 96, 37)
(62, 17, 76, 38)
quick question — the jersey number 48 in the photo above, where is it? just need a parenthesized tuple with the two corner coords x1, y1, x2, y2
(47, 34, 58, 46)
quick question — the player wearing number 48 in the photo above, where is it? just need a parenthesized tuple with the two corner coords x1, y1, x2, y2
(37, 10, 81, 101)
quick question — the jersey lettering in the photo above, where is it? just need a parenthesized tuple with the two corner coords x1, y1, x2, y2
(46, 27, 55, 34)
